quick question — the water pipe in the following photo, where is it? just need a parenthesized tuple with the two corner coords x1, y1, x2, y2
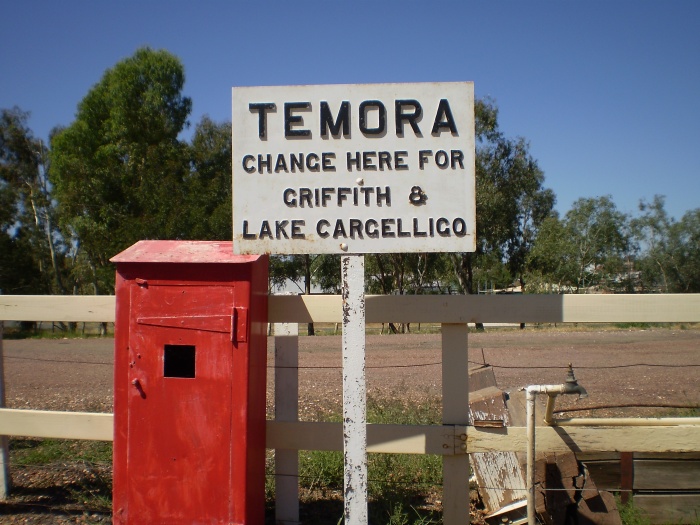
(523, 364, 588, 525)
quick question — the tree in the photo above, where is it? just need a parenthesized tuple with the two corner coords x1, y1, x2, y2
(451, 99, 554, 296)
(50, 48, 192, 293)
(186, 116, 232, 240)
(633, 196, 700, 293)
(528, 196, 631, 293)
(0, 107, 64, 294)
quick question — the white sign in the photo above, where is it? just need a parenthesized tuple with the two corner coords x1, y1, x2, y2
(232, 82, 475, 254)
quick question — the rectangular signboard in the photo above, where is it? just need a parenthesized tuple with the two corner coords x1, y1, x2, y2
(232, 82, 475, 254)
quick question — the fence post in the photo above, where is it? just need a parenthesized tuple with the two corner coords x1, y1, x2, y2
(441, 323, 469, 524)
(0, 317, 10, 500)
(274, 320, 300, 525)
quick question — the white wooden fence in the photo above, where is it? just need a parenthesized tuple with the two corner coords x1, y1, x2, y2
(1, 293, 700, 524)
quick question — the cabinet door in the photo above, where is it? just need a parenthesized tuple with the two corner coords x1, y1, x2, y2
(126, 283, 235, 523)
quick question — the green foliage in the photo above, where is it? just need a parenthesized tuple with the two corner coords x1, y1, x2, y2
(10, 438, 112, 466)
(617, 497, 651, 525)
(1, 107, 65, 294)
(451, 98, 554, 295)
(50, 47, 192, 293)
(632, 195, 700, 293)
(186, 116, 232, 240)
(297, 395, 443, 524)
(527, 196, 632, 293)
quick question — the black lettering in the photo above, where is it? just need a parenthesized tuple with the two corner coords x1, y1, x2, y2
(242, 220, 256, 239)
(338, 187, 351, 206)
(299, 188, 313, 208)
(435, 150, 449, 168)
(258, 154, 272, 173)
(360, 187, 374, 205)
(320, 101, 350, 137)
(317, 219, 330, 238)
(363, 151, 377, 170)
(290, 153, 304, 172)
(451, 150, 464, 169)
(249, 103, 275, 139)
(242, 155, 255, 174)
(395, 151, 408, 170)
(349, 219, 364, 239)
(419, 150, 432, 169)
(429, 217, 435, 237)
(453, 218, 467, 236)
(259, 220, 273, 239)
(413, 218, 427, 237)
(321, 187, 334, 207)
(291, 220, 305, 239)
(359, 100, 386, 136)
(397, 218, 410, 237)
(366, 219, 379, 238)
(378, 151, 392, 170)
(381, 218, 395, 237)
(306, 153, 320, 172)
(275, 220, 289, 240)
(432, 99, 458, 135)
(333, 219, 347, 239)
(284, 102, 311, 138)
(395, 99, 423, 136)
(283, 188, 297, 207)
(377, 186, 391, 206)
(275, 153, 289, 173)
(322, 152, 336, 171)
(347, 151, 361, 171)
(436, 217, 450, 236)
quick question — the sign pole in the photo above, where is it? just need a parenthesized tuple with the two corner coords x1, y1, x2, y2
(341, 254, 368, 524)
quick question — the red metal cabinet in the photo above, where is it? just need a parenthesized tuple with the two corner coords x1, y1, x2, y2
(110, 241, 268, 525)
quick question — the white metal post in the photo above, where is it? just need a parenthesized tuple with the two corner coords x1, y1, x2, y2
(275, 319, 300, 525)
(341, 255, 368, 525)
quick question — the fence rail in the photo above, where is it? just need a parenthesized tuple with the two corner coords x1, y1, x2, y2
(1, 293, 700, 524)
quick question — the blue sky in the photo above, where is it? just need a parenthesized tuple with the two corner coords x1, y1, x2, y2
(2, 1, 698, 221)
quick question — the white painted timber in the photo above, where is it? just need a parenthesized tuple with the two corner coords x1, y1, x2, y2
(2, 294, 699, 324)
(341, 255, 368, 525)
(0, 295, 115, 322)
(274, 321, 300, 525)
(441, 324, 470, 525)
(2, 411, 699, 455)
(0, 409, 113, 441)
(0, 321, 8, 500)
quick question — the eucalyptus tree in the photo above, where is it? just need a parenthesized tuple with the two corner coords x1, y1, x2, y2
(528, 196, 631, 293)
(0, 107, 64, 294)
(633, 196, 700, 293)
(50, 48, 192, 293)
(450, 99, 554, 295)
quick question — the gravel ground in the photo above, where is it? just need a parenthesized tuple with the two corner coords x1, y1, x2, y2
(1, 326, 699, 523)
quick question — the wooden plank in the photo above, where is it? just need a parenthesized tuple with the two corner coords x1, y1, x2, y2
(582, 460, 621, 490)
(0, 295, 116, 322)
(0, 320, 9, 500)
(466, 425, 700, 454)
(2, 408, 700, 457)
(634, 459, 700, 490)
(634, 494, 700, 523)
(441, 324, 470, 525)
(2, 293, 699, 324)
(274, 321, 300, 525)
(0, 408, 113, 441)
(620, 451, 633, 504)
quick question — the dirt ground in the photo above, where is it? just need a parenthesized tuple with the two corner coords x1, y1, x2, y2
(1, 326, 699, 523)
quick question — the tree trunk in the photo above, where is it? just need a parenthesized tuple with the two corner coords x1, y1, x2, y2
(304, 254, 314, 336)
